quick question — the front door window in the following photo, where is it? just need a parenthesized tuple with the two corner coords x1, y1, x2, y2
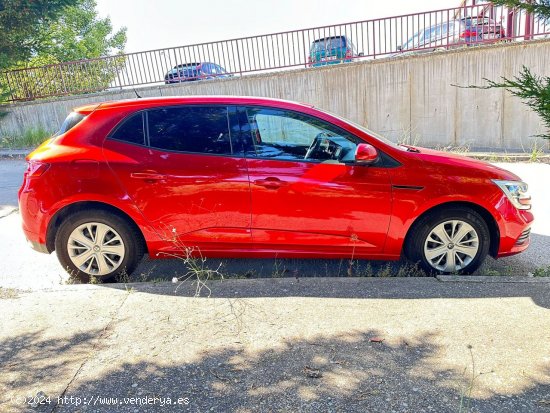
(243, 107, 361, 164)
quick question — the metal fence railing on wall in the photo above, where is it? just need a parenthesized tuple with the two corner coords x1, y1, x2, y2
(2, 3, 549, 102)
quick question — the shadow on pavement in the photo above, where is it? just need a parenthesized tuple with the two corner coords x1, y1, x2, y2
(127, 234, 550, 285)
(2, 329, 548, 412)
(97, 275, 550, 310)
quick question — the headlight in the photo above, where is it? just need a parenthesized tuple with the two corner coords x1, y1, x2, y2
(492, 180, 531, 210)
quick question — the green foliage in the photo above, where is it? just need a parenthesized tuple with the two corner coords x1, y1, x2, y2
(533, 265, 550, 277)
(1, 0, 76, 112)
(469, 3, 550, 140)
(0, 127, 53, 149)
(490, 0, 550, 19)
(0, 0, 126, 102)
(25, 0, 127, 66)
(0, 0, 76, 71)
(480, 66, 550, 139)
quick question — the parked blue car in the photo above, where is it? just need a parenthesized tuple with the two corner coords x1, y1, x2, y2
(308, 36, 362, 67)
(164, 62, 230, 84)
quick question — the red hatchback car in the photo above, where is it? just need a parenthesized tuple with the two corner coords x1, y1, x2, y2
(19, 96, 533, 282)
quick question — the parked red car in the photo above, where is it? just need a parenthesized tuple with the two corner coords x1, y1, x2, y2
(19, 96, 533, 282)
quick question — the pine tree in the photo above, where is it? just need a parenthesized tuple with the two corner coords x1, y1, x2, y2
(483, 1, 550, 138)
(481, 67, 550, 138)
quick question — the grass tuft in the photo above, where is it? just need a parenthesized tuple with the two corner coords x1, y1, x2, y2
(533, 265, 550, 277)
(0, 127, 53, 149)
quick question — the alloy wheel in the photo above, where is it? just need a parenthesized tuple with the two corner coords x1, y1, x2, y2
(423, 220, 479, 272)
(67, 222, 126, 276)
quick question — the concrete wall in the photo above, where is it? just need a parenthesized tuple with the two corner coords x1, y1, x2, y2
(1, 39, 549, 151)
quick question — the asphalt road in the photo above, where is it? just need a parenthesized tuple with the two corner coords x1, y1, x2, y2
(0, 159, 25, 216)
(0, 160, 549, 290)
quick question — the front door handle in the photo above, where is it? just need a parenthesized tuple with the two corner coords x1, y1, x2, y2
(253, 177, 288, 189)
(130, 171, 167, 183)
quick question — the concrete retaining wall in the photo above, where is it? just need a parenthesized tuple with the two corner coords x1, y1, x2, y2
(1, 39, 549, 151)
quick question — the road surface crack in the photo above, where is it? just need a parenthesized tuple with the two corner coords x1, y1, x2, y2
(49, 291, 131, 413)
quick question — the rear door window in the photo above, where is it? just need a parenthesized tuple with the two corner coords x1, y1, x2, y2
(147, 106, 233, 155)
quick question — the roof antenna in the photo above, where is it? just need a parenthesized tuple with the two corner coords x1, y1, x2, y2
(133, 89, 142, 98)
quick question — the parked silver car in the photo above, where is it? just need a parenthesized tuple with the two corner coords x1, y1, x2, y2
(397, 19, 482, 55)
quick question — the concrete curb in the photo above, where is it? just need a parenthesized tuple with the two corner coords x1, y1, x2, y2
(437, 275, 550, 283)
(0, 207, 18, 219)
(0, 150, 28, 159)
(464, 153, 550, 164)
(9, 276, 549, 295)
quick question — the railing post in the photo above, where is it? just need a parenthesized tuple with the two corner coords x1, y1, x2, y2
(235, 41, 242, 77)
(524, 0, 534, 40)
(116, 57, 124, 89)
(2, 71, 16, 102)
(372, 21, 376, 59)
(507, 7, 516, 39)
(58, 65, 67, 94)
(172, 49, 178, 72)
(302, 31, 307, 68)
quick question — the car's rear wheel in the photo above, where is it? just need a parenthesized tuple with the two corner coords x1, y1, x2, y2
(406, 207, 490, 275)
(55, 210, 144, 283)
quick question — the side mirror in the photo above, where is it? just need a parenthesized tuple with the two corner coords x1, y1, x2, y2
(355, 143, 378, 165)
(397, 45, 403, 51)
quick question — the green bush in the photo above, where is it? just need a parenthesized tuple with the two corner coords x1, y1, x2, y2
(0, 127, 53, 149)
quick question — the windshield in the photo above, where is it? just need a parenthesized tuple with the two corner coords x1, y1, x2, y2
(403, 30, 424, 50)
(462, 17, 492, 27)
(311, 36, 346, 52)
(175, 63, 199, 69)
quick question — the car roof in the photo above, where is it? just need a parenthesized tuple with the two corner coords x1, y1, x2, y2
(73, 96, 315, 113)
(313, 35, 346, 42)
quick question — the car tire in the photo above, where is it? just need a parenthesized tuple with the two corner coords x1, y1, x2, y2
(55, 210, 145, 283)
(405, 207, 490, 275)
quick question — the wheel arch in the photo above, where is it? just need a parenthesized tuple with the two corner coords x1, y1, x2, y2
(403, 201, 500, 259)
(46, 201, 148, 254)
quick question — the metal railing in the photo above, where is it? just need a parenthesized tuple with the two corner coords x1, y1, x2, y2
(2, 3, 549, 102)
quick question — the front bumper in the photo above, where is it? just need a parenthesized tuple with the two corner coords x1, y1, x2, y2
(495, 202, 534, 258)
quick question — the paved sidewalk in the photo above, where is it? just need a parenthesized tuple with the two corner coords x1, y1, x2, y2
(1, 278, 549, 412)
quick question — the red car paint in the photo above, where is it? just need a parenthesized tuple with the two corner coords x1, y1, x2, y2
(19, 96, 533, 264)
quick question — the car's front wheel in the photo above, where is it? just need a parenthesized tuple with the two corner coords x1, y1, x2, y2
(406, 207, 490, 275)
(55, 210, 144, 283)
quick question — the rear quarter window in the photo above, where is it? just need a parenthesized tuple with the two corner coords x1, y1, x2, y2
(56, 112, 86, 136)
(108, 112, 146, 146)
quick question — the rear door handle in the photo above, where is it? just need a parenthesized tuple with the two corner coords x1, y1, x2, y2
(130, 171, 167, 183)
(253, 177, 288, 189)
